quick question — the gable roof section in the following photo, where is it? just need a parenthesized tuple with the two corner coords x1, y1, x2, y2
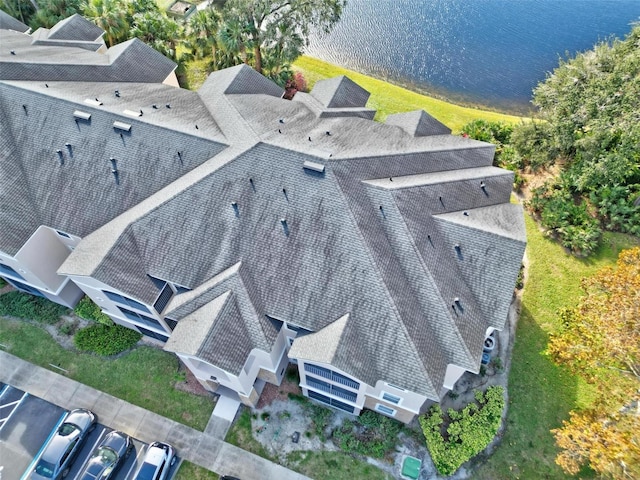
(289, 313, 349, 365)
(386, 110, 452, 137)
(310, 75, 370, 108)
(0, 80, 226, 256)
(0, 10, 29, 33)
(47, 14, 104, 41)
(0, 33, 175, 82)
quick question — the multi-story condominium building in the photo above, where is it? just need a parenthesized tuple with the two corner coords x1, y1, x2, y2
(0, 13, 526, 422)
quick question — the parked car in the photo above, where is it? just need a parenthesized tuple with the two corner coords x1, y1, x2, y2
(77, 430, 132, 480)
(30, 408, 97, 480)
(133, 442, 176, 480)
(221, 476, 241, 480)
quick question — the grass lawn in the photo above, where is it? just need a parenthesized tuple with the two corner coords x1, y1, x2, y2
(292, 56, 522, 131)
(0, 317, 215, 431)
(286, 450, 393, 480)
(175, 461, 219, 480)
(474, 216, 640, 479)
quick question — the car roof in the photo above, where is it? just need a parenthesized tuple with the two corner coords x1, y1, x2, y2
(41, 431, 76, 462)
(144, 445, 167, 465)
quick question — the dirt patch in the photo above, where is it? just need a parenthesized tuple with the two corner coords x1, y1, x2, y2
(173, 363, 211, 397)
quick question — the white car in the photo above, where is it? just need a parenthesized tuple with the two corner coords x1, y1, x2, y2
(133, 442, 176, 480)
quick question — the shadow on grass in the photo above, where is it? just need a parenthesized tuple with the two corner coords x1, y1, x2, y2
(474, 304, 594, 480)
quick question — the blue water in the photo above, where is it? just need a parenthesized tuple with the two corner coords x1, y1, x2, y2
(305, 0, 640, 113)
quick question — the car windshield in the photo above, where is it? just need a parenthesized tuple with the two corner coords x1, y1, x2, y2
(135, 462, 157, 480)
(34, 459, 56, 478)
(93, 446, 118, 464)
(58, 423, 80, 436)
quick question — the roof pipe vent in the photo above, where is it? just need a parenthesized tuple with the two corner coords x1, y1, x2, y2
(166, 104, 171, 109)
(56, 149, 64, 165)
(10, 50, 16, 55)
(152, 104, 158, 109)
(249, 177, 255, 191)
(480, 181, 488, 196)
(110, 158, 117, 172)
(65, 143, 73, 157)
(22, 104, 27, 114)
(280, 218, 289, 236)
(279, 118, 284, 124)
(231, 202, 239, 217)
(45, 84, 48, 88)
(283, 188, 288, 201)
(177, 151, 183, 164)
(115, 90, 120, 97)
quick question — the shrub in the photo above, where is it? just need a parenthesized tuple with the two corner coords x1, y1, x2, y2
(74, 323, 141, 355)
(74, 295, 113, 325)
(419, 386, 505, 476)
(332, 410, 403, 458)
(59, 320, 78, 336)
(0, 291, 70, 324)
(0, 278, 6, 288)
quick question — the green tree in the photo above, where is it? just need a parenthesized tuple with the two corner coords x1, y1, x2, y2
(0, 0, 37, 25)
(82, 0, 128, 46)
(30, 0, 81, 28)
(548, 247, 640, 477)
(513, 25, 640, 250)
(218, 0, 345, 81)
(130, 9, 182, 62)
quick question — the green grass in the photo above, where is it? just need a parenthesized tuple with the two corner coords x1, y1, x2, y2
(474, 216, 640, 479)
(175, 461, 219, 480)
(286, 450, 393, 480)
(225, 408, 276, 461)
(293, 56, 523, 131)
(0, 316, 215, 430)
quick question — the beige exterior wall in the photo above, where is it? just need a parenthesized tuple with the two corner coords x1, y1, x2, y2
(443, 364, 468, 390)
(239, 387, 259, 407)
(363, 395, 416, 424)
(162, 72, 180, 88)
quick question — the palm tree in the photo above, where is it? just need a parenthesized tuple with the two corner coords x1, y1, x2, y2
(82, 0, 128, 46)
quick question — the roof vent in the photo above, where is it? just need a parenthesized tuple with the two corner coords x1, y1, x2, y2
(45, 83, 48, 88)
(279, 118, 284, 124)
(249, 177, 255, 191)
(195, 124, 199, 129)
(65, 143, 73, 157)
(109, 158, 117, 172)
(278, 129, 282, 134)
(22, 104, 27, 113)
(73, 110, 91, 121)
(480, 181, 488, 196)
(166, 104, 171, 109)
(56, 149, 64, 165)
(303, 160, 325, 173)
(152, 104, 158, 109)
(123, 109, 142, 118)
(463, 211, 469, 216)
(84, 98, 103, 106)
(10, 50, 16, 55)
(115, 90, 120, 97)
(177, 151, 183, 164)
(231, 202, 239, 217)
(281, 218, 289, 236)
(308, 136, 312, 141)
(326, 131, 331, 136)
(282, 188, 288, 201)
(113, 121, 131, 132)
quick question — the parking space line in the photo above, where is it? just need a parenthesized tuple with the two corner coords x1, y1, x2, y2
(0, 384, 8, 399)
(123, 443, 147, 480)
(69, 428, 107, 480)
(0, 391, 28, 432)
(19, 410, 67, 480)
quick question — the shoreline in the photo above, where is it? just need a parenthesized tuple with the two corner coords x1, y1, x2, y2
(293, 55, 525, 132)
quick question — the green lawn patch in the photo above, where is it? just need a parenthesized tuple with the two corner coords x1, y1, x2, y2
(293, 56, 522, 131)
(0, 291, 70, 324)
(0, 317, 215, 430)
(286, 450, 393, 480)
(175, 461, 219, 480)
(225, 408, 275, 461)
(473, 217, 640, 479)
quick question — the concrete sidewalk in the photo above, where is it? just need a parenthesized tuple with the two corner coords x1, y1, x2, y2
(0, 350, 310, 480)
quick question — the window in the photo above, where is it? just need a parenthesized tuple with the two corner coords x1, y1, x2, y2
(307, 375, 357, 402)
(382, 392, 402, 404)
(103, 290, 151, 313)
(135, 326, 169, 343)
(0, 263, 25, 280)
(308, 390, 355, 413)
(6, 278, 43, 297)
(164, 318, 178, 330)
(56, 230, 70, 238)
(153, 283, 174, 313)
(375, 404, 396, 416)
(304, 363, 360, 390)
(118, 307, 165, 331)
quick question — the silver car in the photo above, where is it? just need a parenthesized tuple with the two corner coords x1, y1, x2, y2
(30, 408, 97, 479)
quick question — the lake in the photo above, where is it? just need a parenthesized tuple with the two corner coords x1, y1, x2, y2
(305, 0, 640, 113)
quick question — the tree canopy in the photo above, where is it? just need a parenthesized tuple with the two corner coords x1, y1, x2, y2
(548, 247, 640, 477)
(514, 25, 640, 254)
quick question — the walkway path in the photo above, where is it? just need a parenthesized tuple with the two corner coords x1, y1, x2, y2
(0, 350, 310, 480)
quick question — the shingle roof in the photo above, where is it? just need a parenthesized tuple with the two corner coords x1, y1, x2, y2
(386, 110, 452, 137)
(310, 75, 370, 108)
(1, 41, 526, 398)
(46, 14, 104, 41)
(0, 10, 29, 33)
(0, 33, 176, 82)
(0, 80, 227, 256)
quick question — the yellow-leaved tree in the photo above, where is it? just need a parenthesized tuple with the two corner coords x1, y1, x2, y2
(548, 247, 640, 478)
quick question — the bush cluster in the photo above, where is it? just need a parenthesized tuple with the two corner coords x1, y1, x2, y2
(73, 295, 113, 325)
(332, 410, 403, 458)
(419, 386, 505, 476)
(74, 323, 141, 356)
(0, 291, 70, 324)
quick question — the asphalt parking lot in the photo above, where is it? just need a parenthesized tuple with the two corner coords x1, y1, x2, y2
(0, 383, 179, 480)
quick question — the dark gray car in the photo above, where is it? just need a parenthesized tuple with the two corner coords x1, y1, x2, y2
(77, 430, 132, 480)
(30, 409, 97, 480)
